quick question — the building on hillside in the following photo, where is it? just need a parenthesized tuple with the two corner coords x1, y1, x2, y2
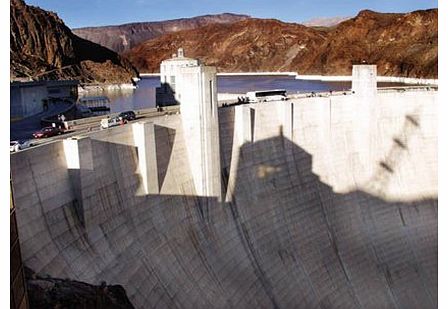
(10, 80, 79, 119)
(46, 80, 79, 101)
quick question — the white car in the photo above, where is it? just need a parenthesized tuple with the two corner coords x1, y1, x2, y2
(100, 116, 126, 129)
(10, 140, 31, 152)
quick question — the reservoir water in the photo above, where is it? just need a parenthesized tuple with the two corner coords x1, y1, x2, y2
(79, 76, 405, 113)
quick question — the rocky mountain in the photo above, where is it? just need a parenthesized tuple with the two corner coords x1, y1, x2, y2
(304, 9, 438, 77)
(73, 13, 250, 53)
(124, 18, 328, 73)
(125, 9, 437, 78)
(303, 16, 351, 27)
(10, 0, 138, 83)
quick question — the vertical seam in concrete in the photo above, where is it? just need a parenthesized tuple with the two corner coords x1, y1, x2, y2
(397, 206, 435, 307)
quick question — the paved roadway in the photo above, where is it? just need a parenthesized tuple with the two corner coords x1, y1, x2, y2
(10, 102, 72, 141)
(20, 109, 179, 148)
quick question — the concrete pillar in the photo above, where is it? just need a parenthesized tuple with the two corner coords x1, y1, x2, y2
(235, 105, 254, 144)
(179, 65, 222, 200)
(352, 65, 377, 97)
(351, 65, 378, 177)
(282, 102, 294, 140)
(132, 122, 159, 195)
(63, 137, 95, 227)
(177, 48, 184, 58)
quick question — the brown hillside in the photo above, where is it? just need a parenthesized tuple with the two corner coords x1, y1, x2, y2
(73, 13, 250, 53)
(124, 19, 327, 73)
(296, 9, 438, 77)
(125, 9, 437, 78)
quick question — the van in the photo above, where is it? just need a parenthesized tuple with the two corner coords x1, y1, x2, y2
(246, 89, 287, 103)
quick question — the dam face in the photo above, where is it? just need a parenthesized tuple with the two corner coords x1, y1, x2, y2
(11, 87, 437, 308)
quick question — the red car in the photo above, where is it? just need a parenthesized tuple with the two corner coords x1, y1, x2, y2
(33, 126, 63, 138)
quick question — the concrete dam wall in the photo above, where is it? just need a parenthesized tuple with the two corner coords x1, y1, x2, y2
(11, 89, 437, 308)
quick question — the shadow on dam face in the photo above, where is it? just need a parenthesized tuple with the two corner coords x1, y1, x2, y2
(12, 133, 437, 309)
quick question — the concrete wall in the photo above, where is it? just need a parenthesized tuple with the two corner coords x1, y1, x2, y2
(10, 83, 47, 118)
(47, 85, 77, 100)
(10, 182, 29, 309)
(10, 89, 437, 308)
(220, 91, 437, 201)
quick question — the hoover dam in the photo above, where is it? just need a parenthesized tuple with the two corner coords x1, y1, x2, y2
(10, 64, 437, 308)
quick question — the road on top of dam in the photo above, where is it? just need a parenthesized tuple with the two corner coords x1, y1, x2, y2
(11, 86, 436, 151)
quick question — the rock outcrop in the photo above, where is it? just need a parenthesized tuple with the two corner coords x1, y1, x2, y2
(73, 13, 250, 53)
(25, 268, 135, 309)
(125, 9, 437, 78)
(10, 0, 138, 83)
(299, 9, 438, 77)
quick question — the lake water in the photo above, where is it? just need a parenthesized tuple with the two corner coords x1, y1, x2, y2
(79, 76, 405, 113)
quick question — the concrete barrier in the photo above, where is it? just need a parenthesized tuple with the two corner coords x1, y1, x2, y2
(65, 105, 180, 129)
(296, 74, 438, 85)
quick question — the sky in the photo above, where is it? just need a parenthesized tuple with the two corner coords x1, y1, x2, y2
(26, 0, 438, 29)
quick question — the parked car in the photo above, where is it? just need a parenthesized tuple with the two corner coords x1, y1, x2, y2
(100, 116, 127, 129)
(10, 140, 31, 152)
(33, 126, 62, 138)
(118, 111, 136, 121)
